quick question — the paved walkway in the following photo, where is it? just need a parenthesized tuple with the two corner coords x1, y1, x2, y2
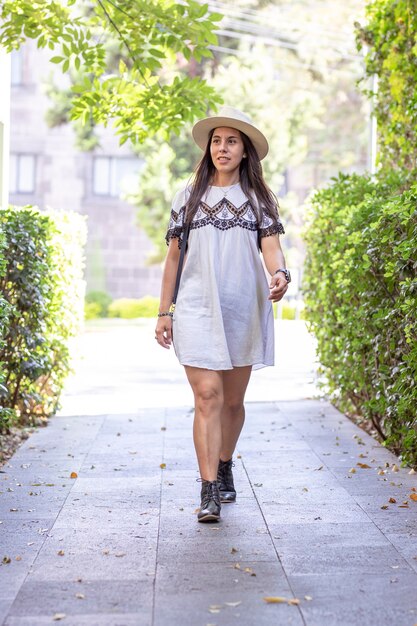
(1, 321, 417, 625)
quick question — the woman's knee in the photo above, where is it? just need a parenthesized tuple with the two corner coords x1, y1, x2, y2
(195, 385, 223, 413)
(223, 398, 245, 418)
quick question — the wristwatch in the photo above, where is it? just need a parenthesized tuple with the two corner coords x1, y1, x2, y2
(274, 268, 291, 283)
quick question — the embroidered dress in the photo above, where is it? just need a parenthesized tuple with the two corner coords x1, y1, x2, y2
(165, 183, 285, 371)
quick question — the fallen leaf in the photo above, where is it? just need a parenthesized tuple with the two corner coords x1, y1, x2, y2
(70, 472, 78, 479)
(349, 468, 356, 473)
(237, 454, 242, 459)
(208, 604, 222, 613)
(357, 463, 371, 469)
(314, 466, 324, 471)
(160, 463, 166, 469)
(302, 487, 308, 492)
(2, 556, 11, 564)
(378, 470, 386, 475)
(359, 453, 368, 458)
(408, 469, 416, 475)
(15, 555, 22, 561)
(52, 613, 66, 621)
(225, 601, 242, 607)
(234, 563, 241, 570)
(391, 464, 400, 472)
(230, 547, 238, 554)
(263, 596, 300, 605)
(381, 505, 389, 509)
(75, 593, 85, 599)
(57, 550, 65, 556)
(409, 493, 417, 502)
(388, 497, 397, 503)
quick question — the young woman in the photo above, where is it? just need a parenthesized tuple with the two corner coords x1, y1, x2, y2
(155, 107, 289, 523)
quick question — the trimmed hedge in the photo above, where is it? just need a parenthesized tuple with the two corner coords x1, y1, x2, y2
(85, 290, 112, 319)
(108, 296, 159, 319)
(0, 206, 86, 431)
(303, 173, 417, 466)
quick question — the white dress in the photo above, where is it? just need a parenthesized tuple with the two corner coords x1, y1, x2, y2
(165, 183, 285, 371)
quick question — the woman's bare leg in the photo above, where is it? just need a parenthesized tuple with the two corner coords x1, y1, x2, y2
(220, 366, 252, 461)
(184, 366, 224, 481)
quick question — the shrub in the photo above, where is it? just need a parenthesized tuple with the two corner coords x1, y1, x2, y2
(0, 206, 86, 431)
(303, 172, 417, 466)
(85, 290, 112, 318)
(108, 296, 159, 319)
(84, 302, 102, 320)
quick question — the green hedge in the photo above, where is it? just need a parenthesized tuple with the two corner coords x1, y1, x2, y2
(108, 296, 159, 319)
(85, 290, 112, 319)
(303, 173, 417, 466)
(0, 206, 86, 431)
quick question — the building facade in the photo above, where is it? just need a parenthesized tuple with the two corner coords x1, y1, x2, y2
(9, 42, 162, 299)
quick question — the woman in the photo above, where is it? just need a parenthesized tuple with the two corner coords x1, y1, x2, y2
(155, 107, 289, 523)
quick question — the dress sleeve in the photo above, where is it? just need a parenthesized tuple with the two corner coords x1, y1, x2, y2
(165, 188, 187, 248)
(258, 209, 285, 239)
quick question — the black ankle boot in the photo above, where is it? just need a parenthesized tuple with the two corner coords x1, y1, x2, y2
(198, 480, 221, 523)
(217, 458, 236, 503)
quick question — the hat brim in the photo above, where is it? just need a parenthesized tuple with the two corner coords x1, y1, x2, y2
(192, 116, 269, 161)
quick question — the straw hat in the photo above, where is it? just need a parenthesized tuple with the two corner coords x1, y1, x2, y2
(192, 106, 269, 160)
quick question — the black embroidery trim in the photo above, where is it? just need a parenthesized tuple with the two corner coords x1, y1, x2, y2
(259, 222, 285, 238)
(165, 198, 284, 246)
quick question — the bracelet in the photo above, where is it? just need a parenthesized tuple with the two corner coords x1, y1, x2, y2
(273, 268, 291, 283)
(158, 311, 173, 318)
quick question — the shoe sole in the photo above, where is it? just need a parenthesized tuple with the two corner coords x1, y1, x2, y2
(197, 513, 221, 523)
(219, 493, 236, 503)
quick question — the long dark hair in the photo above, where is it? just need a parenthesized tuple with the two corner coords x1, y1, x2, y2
(185, 128, 280, 226)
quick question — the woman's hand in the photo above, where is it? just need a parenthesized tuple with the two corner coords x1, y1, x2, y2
(268, 273, 289, 302)
(155, 316, 173, 349)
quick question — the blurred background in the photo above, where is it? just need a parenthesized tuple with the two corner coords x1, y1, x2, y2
(5, 0, 368, 321)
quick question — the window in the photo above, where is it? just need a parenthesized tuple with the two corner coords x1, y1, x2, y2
(92, 156, 143, 197)
(9, 154, 36, 193)
(11, 50, 23, 86)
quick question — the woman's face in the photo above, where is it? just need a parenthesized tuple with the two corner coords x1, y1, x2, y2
(210, 127, 246, 176)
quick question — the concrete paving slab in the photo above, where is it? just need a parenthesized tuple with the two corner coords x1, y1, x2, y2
(153, 589, 304, 626)
(4, 614, 151, 626)
(25, 528, 157, 582)
(155, 560, 289, 594)
(1, 321, 417, 625)
(288, 570, 417, 626)
(6, 580, 153, 618)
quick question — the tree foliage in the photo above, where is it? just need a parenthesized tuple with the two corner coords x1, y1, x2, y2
(0, 0, 223, 144)
(356, 0, 417, 173)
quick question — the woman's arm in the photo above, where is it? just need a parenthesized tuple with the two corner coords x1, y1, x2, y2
(260, 234, 289, 302)
(155, 239, 181, 349)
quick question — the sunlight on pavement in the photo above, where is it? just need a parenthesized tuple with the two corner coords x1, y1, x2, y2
(59, 320, 321, 417)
